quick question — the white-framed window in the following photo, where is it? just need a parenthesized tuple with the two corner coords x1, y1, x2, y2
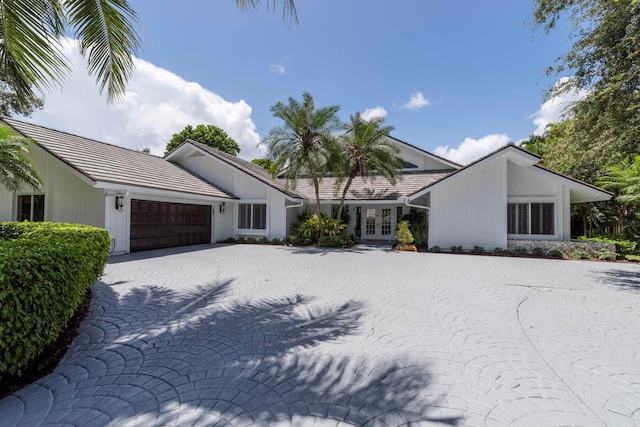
(238, 203, 266, 230)
(507, 202, 554, 235)
(17, 194, 45, 222)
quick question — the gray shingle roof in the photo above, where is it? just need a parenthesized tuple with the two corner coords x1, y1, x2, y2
(184, 140, 303, 199)
(2, 117, 235, 199)
(292, 170, 454, 201)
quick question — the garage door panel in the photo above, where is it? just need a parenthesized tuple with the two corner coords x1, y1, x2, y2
(130, 200, 211, 252)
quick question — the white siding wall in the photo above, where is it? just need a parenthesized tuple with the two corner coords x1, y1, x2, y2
(214, 202, 233, 242)
(180, 155, 235, 194)
(396, 145, 455, 171)
(430, 157, 507, 250)
(507, 161, 566, 241)
(0, 144, 105, 226)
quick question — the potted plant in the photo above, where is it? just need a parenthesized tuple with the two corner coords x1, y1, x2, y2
(396, 221, 417, 251)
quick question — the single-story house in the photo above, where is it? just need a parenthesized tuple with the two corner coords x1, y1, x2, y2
(0, 117, 611, 254)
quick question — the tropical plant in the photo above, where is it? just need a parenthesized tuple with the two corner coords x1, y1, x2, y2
(0, 0, 297, 105)
(264, 92, 344, 238)
(165, 124, 241, 156)
(396, 221, 414, 246)
(251, 158, 274, 171)
(598, 156, 640, 207)
(0, 126, 42, 192)
(333, 112, 403, 225)
(401, 208, 428, 246)
(296, 214, 345, 244)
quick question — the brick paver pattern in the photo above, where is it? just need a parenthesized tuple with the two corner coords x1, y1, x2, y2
(1, 244, 639, 426)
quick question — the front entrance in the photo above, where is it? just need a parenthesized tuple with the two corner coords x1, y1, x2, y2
(361, 206, 394, 240)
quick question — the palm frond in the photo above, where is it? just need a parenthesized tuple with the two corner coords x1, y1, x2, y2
(66, 0, 140, 103)
(236, 0, 298, 23)
(0, 0, 68, 98)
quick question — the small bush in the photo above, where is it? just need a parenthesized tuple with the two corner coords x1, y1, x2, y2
(220, 236, 236, 243)
(395, 221, 414, 245)
(626, 254, 640, 262)
(258, 236, 270, 244)
(236, 236, 246, 243)
(430, 245, 441, 253)
(471, 245, 485, 254)
(318, 235, 351, 248)
(594, 248, 617, 261)
(532, 247, 546, 257)
(271, 238, 281, 244)
(0, 222, 110, 379)
(548, 249, 564, 259)
(450, 245, 463, 253)
(570, 249, 591, 259)
(285, 235, 298, 244)
(493, 247, 505, 255)
(511, 247, 529, 256)
(245, 237, 257, 244)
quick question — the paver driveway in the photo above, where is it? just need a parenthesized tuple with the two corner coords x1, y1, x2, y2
(1, 244, 640, 426)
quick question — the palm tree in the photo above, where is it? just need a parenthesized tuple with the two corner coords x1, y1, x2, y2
(0, 126, 42, 192)
(334, 112, 403, 224)
(598, 156, 640, 206)
(0, 0, 296, 104)
(264, 92, 343, 238)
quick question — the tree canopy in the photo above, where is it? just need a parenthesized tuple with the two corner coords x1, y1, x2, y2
(165, 124, 241, 156)
(251, 158, 274, 171)
(533, 0, 640, 178)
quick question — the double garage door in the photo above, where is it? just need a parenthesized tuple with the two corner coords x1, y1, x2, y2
(130, 200, 211, 252)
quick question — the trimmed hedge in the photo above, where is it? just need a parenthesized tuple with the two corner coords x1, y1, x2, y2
(0, 222, 110, 379)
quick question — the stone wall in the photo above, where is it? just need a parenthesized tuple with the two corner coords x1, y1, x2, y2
(506, 240, 615, 255)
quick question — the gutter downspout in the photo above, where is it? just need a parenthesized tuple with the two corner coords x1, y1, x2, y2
(403, 196, 431, 247)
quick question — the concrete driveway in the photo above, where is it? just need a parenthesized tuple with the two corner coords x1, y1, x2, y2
(1, 244, 639, 426)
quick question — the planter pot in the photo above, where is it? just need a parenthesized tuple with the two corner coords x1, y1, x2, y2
(400, 244, 417, 252)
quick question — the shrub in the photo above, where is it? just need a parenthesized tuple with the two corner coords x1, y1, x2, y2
(297, 214, 345, 244)
(271, 238, 281, 244)
(511, 247, 529, 256)
(471, 245, 484, 254)
(548, 249, 564, 259)
(450, 245, 463, 253)
(594, 248, 617, 261)
(285, 235, 298, 245)
(396, 221, 414, 245)
(579, 236, 635, 258)
(220, 236, 236, 243)
(493, 247, 505, 255)
(318, 235, 351, 248)
(570, 249, 591, 259)
(245, 237, 257, 244)
(258, 236, 270, 244)
(430, 245, 441, 253)
(0, 222, 110, 379)
(532, 247, 546, 257)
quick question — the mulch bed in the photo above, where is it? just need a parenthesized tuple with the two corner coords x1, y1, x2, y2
(0, 289, 93, 400)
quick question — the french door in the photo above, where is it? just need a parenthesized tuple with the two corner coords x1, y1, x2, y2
(362, 206, 393, 240)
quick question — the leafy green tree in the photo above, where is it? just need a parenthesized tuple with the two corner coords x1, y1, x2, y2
(0, 75, 44, 117)
(251, 158, 274, 171)
(264, 92, 344, 238)
(533, 0, 640, 179)
(0, 0, 297, 105)
(598, 156, 640, 206)
(334, 112, 403, 224)
(519, 134, 546, 157)
(165, 124, 241, 156)
(0, 126, 42, 192)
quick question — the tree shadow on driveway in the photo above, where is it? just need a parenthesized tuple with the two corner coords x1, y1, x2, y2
(598, 268, 640, 292)
(1, 280, 460, 426)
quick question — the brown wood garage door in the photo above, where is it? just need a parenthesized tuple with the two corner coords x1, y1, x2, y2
(130, 200, 211, 252)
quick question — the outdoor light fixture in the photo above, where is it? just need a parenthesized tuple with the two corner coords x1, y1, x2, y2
(115, 195, 125, 212)
(219, 202, 226, 214)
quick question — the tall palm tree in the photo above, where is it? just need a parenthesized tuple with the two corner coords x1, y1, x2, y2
(265, 92, 343, 238)
(0, 126, 42, 192)
(334, 112, 403, 223)
(0, 0, 296, 105)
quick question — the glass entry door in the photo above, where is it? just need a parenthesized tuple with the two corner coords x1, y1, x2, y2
(362, 206, 393, 239)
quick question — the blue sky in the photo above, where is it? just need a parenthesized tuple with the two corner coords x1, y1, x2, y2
(31, 1, 579, 163)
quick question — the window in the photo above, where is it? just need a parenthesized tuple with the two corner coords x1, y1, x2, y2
(507, 203, 554, 235)
(238, 203, 266, 230)
(17, 195, 45, 222)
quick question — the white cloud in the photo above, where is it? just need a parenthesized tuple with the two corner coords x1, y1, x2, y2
(434, 133, 510, 165)
(361, 106, 388, 121)
(270, 64, 286, 75)
(529, 77, 587, 135)
(400, 92, 430, 110)
(32, 38, 264, 159)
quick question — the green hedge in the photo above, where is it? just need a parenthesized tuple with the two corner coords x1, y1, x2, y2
(579, 236, 637, 258)
(0, 222, 111, 379)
